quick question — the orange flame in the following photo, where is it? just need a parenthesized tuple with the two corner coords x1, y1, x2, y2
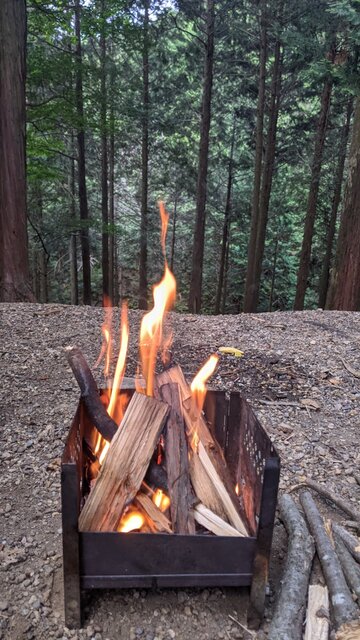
(152, 489, 170, 513)
(118, 510, 145, 533)
(235, 483, 240, 496)
(190, 354, 219, 412)
(94, 295, 113, 378)
(159, 200, 169, 256)
(107, 302, 129, 421)
(139, 263, 176, 396)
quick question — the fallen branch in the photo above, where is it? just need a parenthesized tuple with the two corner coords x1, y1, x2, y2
(268, 494, 315, 640)
(291, 477, 360, 523)
(304, 584, 329, 640)
(332, 522, 360, 564)
(333, 534, 360, 599)
(300, 491, 360, 634)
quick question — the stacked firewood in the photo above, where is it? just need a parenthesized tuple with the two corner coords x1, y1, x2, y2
(268, 482, 360, 640)
(66, 347, 249, 538)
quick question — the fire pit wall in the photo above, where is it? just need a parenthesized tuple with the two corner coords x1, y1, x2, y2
(61, 389, 280, 629)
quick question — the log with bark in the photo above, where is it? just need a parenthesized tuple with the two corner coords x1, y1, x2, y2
(156, 365, 249, 535)
(300, 491, 360, 636)
(79, 392, 169, 531)
(268, 494, 315, 640)
(333, 533, 360, 599)
(292, 477, 360, 523)
(332, 522, 360, 564)
(304, 584, 329, 640)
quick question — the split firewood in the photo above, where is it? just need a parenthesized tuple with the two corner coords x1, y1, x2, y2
(156, 365, 249, 536)
(134, 492, 172, 534)
(333, 534, 360, 599)
(193, 503, 243, 537)
(79, 393, 169, 532)
(304, 585, 329, 640)
(291, 477, 360, 523)
(65, 345, 118, 442)
(332, 522, 360, 564)
(300, 491, 360, 636)
(158, 383, 195, 534)
(268, 495, 315, 640)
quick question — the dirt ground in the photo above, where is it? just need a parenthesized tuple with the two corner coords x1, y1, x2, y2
(1, 304, 359, 640)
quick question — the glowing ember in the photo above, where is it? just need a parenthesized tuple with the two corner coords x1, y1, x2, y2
(152, 489, 170, 513)
(190, 354, 219, 412)
(235, 483, 240, 496)
(118, 510, 145, 533)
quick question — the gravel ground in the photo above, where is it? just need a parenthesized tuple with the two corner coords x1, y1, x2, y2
(0, 303, 359, 640)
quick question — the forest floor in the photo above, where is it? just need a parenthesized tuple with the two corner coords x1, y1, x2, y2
(0, 303, 359, 640)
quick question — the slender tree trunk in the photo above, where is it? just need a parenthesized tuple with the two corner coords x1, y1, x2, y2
(328, 97, 360, 310)
(188, 0, 215, 313)
(252, 37, 283, 311)
(0, 0, 33, 301)
(268, 236, 278, 311)
(109, 118, 115, 305)
(36, 188, 47, 303)
(139, 0, 150, 310)
(243, 0, 267, 313)
(215, 112, 236, 314)
(319, 98, 353, 308)
(221, 232, 230, 314)
(294, 43, 336, 310)
(69, 138, 79, 306)
(74, 0, 92, 305)
(100, 0, 109, 300)
(170, 193, 177, 272)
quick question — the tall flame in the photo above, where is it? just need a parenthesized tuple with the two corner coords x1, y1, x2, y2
(159, 200, 169, 256)
(190, 354, 219, 412)
(107, 301, 129, 420)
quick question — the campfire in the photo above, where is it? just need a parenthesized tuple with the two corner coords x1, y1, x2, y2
(61, 202, 280, 629)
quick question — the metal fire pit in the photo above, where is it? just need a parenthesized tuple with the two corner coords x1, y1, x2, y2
(61, 388, 280, 629)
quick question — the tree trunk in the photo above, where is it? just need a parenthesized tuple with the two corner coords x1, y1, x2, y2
(0, 0, 33, 302)
(69, 138, 79, 306)
(268, 236, 278, 311)
(138, 0, 150, 310)
(319, 98, 353, 308)
(36, 188, 47, 303)
(74, 0, 92, 305)
(328, 97, 360, 310)
(243, 0, 267, 313)
(221, 232, 230, 314)
(100, 0, 109, 300)
(252, 35, 283, 311)
(170, 193, 177, 273)
(215, 112, 236, 314)
(108, 65, 115, 305)
(188, 0, 215, 313)
(294, 43, 336, 310)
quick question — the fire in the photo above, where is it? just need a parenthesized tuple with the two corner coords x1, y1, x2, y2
(139, 202, 176, 396)
(107, 302, 129, 420)
(118, 510, 145, 533)
(190, 354, 219, 412)
(99, 441, 109, 465)
(152, 489, 170, 512)
(235, 483, 240, 496)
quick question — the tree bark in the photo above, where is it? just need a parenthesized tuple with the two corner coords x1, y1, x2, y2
(100, 0, 109, 300)
(74, 0, 92, 305)
(221, 233, 230, 314)
(215, 112, 236, 314)
(0, 0, 33, 302)
(319, 98, 353, 308)
(108, 62, 115, 305)
(252, 34, 283, 311)
(188, 0, 215, 313)
(294, 42, 336, 310)
(268, 236, 278, 311)
(69, 136, 79, 306)
(138, 0, 150, 310)
(243, 0, 267, 313)
(328, 97, 360, 311)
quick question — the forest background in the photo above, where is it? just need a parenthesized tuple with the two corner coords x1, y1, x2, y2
(1, 0, 360, 314)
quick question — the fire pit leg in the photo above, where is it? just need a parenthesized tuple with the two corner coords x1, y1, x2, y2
(247, 458, 280, 630)
(61, 462, 82, 628)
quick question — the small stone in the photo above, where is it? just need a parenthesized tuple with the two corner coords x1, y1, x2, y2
(168, 631, 175, 639)
(184, 606, 192, 616)
(177, 592, 187, 604)
(135, 628, 144, 637)
(0, 601, 8, 611)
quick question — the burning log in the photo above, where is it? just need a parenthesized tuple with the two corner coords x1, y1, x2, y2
(156, 365, 249, 536)
(158, 383, 195, 534)
(78, 393, 169, 532)
(134, 492, 172, 534)
(300, 491, 360, 636)
(304, 585, 329, 640)
(268, 494, 315, 640)
(332, 523, 360, 564)
(292, 477, 360, 523)
(193, 503, 243, 537)
(65, 345, 118, 442)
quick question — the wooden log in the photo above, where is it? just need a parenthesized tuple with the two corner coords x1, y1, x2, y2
(304, 585, 329, 640)
(193, 503, 243, 537)
(268, 495, 315, 640)
(134, 492, 172, 534)
(156, 365, 249, 536)
(65, 345, 117, 442)
(300, 491, 360, 634)
(292, 477, 360, 523)
(158, 383, 195, 534)
(145, 459, 168, 493)
(333, 522, 360, 564)
(333, 534, 360, 599)
(79, 393, 169, 532)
